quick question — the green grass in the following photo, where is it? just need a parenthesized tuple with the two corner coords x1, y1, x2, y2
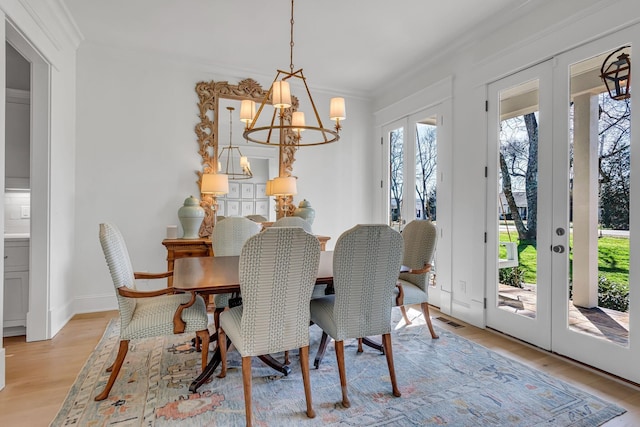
(498, 232, 629, 285)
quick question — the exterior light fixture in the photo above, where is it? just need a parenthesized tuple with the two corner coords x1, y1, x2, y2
(600, 46, 631, 101)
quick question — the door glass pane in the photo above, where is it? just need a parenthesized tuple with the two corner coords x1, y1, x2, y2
(416, 119, 437, 221)
(389, 127, 404, 230)
(497, 79, 539, 318)
(568, 49, 631, 346)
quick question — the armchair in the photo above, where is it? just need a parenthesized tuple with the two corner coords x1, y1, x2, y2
(96, 223, 210, 401)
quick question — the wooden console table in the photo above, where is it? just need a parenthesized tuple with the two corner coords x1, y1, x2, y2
(162, 238, 213, 287)
(162, 234, 330, 287)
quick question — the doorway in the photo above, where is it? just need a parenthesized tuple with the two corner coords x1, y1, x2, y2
(486, 26, 640, 383)
(384, 105, 444, 308)
(5, 22, 52, 343)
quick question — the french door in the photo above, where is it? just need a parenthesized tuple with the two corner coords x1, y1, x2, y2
(384, 105, 443, 308)
(487, 26, 640, 383)
(486, 60, 554, 349)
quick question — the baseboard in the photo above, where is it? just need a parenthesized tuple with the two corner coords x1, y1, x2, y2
(73, 293, 118, 315)
(0, 347, 5, 391)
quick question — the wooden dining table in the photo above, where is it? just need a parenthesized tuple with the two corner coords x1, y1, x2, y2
(172, 251, 335, 392)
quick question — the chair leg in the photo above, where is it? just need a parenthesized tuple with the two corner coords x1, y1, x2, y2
(299, 346, 315, 418)
(218, 328, 227, 378)
(196, 329, 210, 371)
(95, 339, 129, 401)
(381, 333, 401, 397)
(357, 338, 363, 353)
(284, 350, 290, 365)
(421, 302, 439, 339)
(335, 340, 350, 408)
(314, 331, 330, 369)
(400, 306, 412, 325)
(242, 356, 253, 427)
(213, 307, 224, 331)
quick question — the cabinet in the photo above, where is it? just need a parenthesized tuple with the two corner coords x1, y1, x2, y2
(4, 239, 29, 337)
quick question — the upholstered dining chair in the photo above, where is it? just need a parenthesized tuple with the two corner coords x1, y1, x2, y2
(96, 223, 210, 401)
(309, 224, 404, 408)
(395, 219, 439, 339)
(272, 216, 313, 233)
(210, 216, 262, 329)
(218, 227, 321, 426)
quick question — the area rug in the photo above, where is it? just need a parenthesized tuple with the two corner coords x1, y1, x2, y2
(51, 311, 625, 426)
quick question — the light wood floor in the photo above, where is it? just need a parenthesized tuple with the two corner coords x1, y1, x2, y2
(1, 308, 640, 426)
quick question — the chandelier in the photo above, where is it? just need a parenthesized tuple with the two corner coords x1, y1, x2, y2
(218, 106, 252, 180)
(242, 0, 346, 147)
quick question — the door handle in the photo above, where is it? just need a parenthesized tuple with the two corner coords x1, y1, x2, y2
(552, 245, 565, 253)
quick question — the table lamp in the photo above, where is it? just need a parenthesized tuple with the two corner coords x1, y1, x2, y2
(201, 173, 229, 225)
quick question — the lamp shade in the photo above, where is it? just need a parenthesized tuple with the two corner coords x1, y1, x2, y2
(265, 179, 274, 196)
(292, 111, 306, 132)
(330, 97, 346, 121)
(271, 176, 297, 196)
(240, 100, 255, 123)
(272, 81, 292, 108)
(201, 173, 229, 195)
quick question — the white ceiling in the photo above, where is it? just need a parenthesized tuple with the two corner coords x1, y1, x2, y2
(63, 0, 533, 97)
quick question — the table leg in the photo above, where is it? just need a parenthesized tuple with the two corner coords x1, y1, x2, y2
(189, 336, 226, 393)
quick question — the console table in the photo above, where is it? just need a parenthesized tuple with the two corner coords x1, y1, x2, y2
(162, 238, 213, 287)
(162, 234, 330, 287)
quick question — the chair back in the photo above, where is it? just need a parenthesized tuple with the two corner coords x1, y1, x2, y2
(238, 227, 321, 356)
(272, 216, 313, 233)
(332, 224, 403, 341)
(399, 220, 437, 292)
(212, 216, 262, 256)
(99, 223, 137, 329)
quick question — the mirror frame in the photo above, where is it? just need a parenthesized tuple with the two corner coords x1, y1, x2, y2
(195, 78, 299, 237)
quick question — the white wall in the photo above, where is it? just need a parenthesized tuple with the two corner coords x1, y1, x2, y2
(371, 0, 640, 326)
(72, 43, 375, 312)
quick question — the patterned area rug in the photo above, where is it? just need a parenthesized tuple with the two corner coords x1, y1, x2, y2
(52, 311, 625, 426)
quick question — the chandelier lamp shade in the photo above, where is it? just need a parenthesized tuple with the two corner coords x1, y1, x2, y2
(242, 0, 345, 147)
(219, 106, 253, 180)
(600, 46, 631, 101)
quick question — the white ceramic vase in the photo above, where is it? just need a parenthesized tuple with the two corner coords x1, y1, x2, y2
(178, 195, 204, 239)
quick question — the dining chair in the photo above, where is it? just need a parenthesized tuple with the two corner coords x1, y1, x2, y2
(210, 216, 262, 329)
(272, 216, 313, 233)
(309, 224, 403, 408)
(395, 219, 439, 339)
(96, 223, 210, 401)
(217, 227, 321, 426)
(314, 220, 439, 369)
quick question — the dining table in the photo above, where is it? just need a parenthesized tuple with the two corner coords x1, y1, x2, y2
(172, 250, 335, 392)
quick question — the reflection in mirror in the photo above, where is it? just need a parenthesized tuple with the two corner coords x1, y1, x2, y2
(194, 79, 299, 237)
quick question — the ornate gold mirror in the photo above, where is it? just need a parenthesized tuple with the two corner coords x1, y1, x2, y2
(195, 78, 299, 237)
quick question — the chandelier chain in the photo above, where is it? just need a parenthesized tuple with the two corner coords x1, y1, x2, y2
(289, 0, 295, 73)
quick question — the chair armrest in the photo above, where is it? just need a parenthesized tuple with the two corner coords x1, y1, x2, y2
(117, 287, 175, 298)
(173, 291, 197, 334)
(400, 263, 432, 275)
(134, 271, 173, 279)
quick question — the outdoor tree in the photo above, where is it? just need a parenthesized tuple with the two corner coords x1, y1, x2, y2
(390, 129, 403, 222)
(416, 124, 437, 220)
(598, 94, 630, 230)
(500, 112, 538, 241)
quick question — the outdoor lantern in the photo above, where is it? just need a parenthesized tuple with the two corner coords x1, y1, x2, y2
(600, 46, 631, 101)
